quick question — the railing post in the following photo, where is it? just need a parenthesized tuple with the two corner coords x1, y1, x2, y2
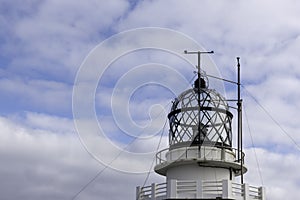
(136, 186, 141, 200)
(151, 183, 156, 200)
(196, 180, 203, 198)
(167, 179, 177, 198)
(259, 187, 266, 200)
(243, 183, 249, 200)
(222, 179, 233, 199)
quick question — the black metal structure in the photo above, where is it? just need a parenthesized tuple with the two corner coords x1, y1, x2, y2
(168, 75, 233, 149)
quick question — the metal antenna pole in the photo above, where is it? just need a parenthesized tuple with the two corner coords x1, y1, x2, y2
(237, 57, 243, 184)
(184, 50, 214, 148)
(197, 52, 201, 148)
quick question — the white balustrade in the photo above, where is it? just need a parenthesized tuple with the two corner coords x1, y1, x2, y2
(137, 180, 265, 200)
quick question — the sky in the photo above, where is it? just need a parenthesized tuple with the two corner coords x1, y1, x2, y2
(1, 0, 300, 199)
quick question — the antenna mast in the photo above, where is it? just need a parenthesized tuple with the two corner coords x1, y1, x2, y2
(184, 50, 214, 146)
(237, 57, 243, 184)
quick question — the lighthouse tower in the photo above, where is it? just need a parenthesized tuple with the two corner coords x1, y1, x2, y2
(136, 55, 265, 200)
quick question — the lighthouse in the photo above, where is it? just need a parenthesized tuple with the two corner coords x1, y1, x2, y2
(136, 53, 265, 200)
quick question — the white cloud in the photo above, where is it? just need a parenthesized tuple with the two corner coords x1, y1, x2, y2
(0, 78, 72, 115)
(245, 148, 300, 199)
(0, 114, 95, 199)
(241, 74, 300, 150)
(1, 0, 130, 80)
(1, 0, 300, 199)
(117, 0, 300, 81)
(0, 113, 166, 200)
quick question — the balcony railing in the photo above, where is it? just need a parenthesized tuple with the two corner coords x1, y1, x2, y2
(136, 180, 265, 200)
(156, 146, 244, 166)
(136, 182, 167, 200)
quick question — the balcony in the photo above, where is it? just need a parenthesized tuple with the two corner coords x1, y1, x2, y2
(154, 146, 247, 176)
(136, 180, 265, 200)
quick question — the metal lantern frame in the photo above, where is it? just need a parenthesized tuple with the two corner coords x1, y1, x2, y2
(168, 86, 233, 149)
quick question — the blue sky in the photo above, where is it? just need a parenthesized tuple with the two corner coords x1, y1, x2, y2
(1, 0, 300, 199)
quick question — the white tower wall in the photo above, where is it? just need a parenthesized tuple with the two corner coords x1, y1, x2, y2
(166, 165, 231, 182)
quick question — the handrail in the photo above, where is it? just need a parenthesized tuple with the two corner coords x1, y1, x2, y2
(156, 145, 245, 165)
(249, 185, 260, 198)
(137, 180, 264, 200)
(202, 180, 223, 195)
(138, 182, 167, 200)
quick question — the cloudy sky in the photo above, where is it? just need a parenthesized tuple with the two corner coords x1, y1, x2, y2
(1, 0, 300, 199)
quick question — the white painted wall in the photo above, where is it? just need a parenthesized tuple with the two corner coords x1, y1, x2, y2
(166, 164, 232, 182)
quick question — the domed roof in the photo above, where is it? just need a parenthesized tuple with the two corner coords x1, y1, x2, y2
(168, 80, 233, 149)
